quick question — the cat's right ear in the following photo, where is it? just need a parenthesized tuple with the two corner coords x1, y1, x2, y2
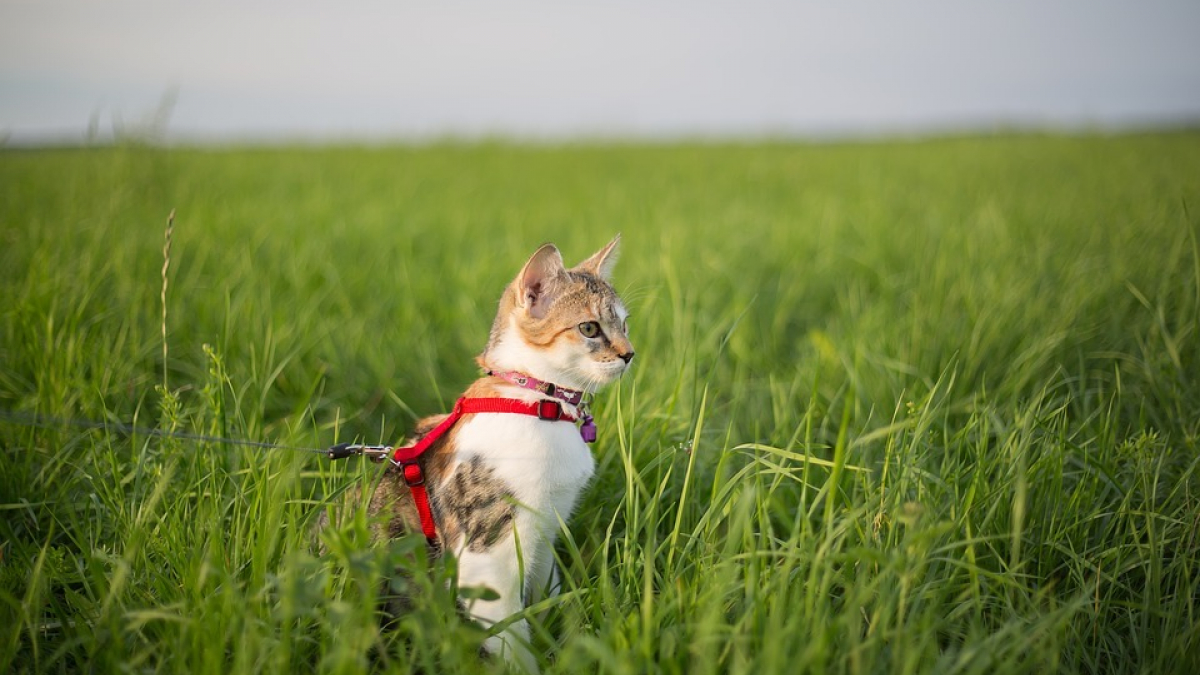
(576, 234, 621, 281)
(517, 243, 566, 319)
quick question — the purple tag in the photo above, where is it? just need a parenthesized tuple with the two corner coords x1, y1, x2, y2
(580, 416, 597, 443)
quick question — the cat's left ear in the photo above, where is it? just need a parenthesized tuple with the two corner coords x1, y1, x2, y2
(576, 234, 621, 281)
(518, 243, 568, 319)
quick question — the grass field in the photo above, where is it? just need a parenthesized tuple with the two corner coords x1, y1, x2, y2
(1, 133, 1198, 674)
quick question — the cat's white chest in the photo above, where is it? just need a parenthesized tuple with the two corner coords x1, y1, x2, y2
(451, 412, 595, 521)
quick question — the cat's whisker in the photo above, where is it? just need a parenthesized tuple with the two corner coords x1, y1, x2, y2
(558, 364, 618, 395)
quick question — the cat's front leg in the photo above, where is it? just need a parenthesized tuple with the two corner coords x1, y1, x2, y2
(525, 533, 566, 630)
(456, 539, 539, 673)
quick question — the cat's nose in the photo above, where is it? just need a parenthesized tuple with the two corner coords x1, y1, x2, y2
(618, 351, 635, 364)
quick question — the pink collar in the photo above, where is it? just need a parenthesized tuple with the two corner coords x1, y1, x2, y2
(487, 370, 597, 443)
(487, 370, 585, 406)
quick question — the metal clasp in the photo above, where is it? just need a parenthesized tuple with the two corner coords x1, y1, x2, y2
(326, 443, 392, 461)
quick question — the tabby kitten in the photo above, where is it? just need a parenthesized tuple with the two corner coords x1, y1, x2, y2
(350, 236, 632, 671)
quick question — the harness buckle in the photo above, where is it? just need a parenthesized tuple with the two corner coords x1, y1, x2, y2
(401, 462, 425, 487)
(537, 399, 563, 420)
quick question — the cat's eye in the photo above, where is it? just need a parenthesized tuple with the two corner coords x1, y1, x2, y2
(578, 321, 601, 338)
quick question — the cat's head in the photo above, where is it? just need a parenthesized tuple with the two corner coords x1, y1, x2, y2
(479, 236, 634, 392)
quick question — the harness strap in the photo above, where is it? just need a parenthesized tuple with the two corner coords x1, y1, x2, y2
(392, 397, 578, 542)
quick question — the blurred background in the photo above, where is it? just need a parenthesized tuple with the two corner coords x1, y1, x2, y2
(3, 0, 1199, 145)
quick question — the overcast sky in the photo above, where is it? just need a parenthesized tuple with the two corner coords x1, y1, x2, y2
(2, 0, 1199, 142)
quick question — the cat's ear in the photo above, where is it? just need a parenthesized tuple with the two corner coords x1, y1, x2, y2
(576, 234, 621, 281)
(517, 243, 567, 319)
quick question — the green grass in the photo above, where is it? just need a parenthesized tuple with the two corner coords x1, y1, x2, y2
(2, 133, 1198, 674)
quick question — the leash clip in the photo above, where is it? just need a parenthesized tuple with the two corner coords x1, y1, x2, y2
(326, 443, 392, 461)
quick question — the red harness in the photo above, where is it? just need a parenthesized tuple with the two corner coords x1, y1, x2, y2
(390, 396, 579, 543)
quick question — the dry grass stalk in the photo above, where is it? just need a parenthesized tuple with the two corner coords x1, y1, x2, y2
(161, 209, 174, 390)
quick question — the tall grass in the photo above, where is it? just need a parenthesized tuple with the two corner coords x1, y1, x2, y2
(2, 133, 1198, 673)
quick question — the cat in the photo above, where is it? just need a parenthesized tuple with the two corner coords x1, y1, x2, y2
(322, 236, 633, 672)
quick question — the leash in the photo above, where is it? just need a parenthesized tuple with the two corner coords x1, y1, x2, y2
(2, 374, 599, 547)
(0, 409, 329, 455)
(0, 410, 448, 463)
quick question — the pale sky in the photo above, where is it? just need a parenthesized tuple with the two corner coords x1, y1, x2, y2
(2, 0, 1199, 142)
